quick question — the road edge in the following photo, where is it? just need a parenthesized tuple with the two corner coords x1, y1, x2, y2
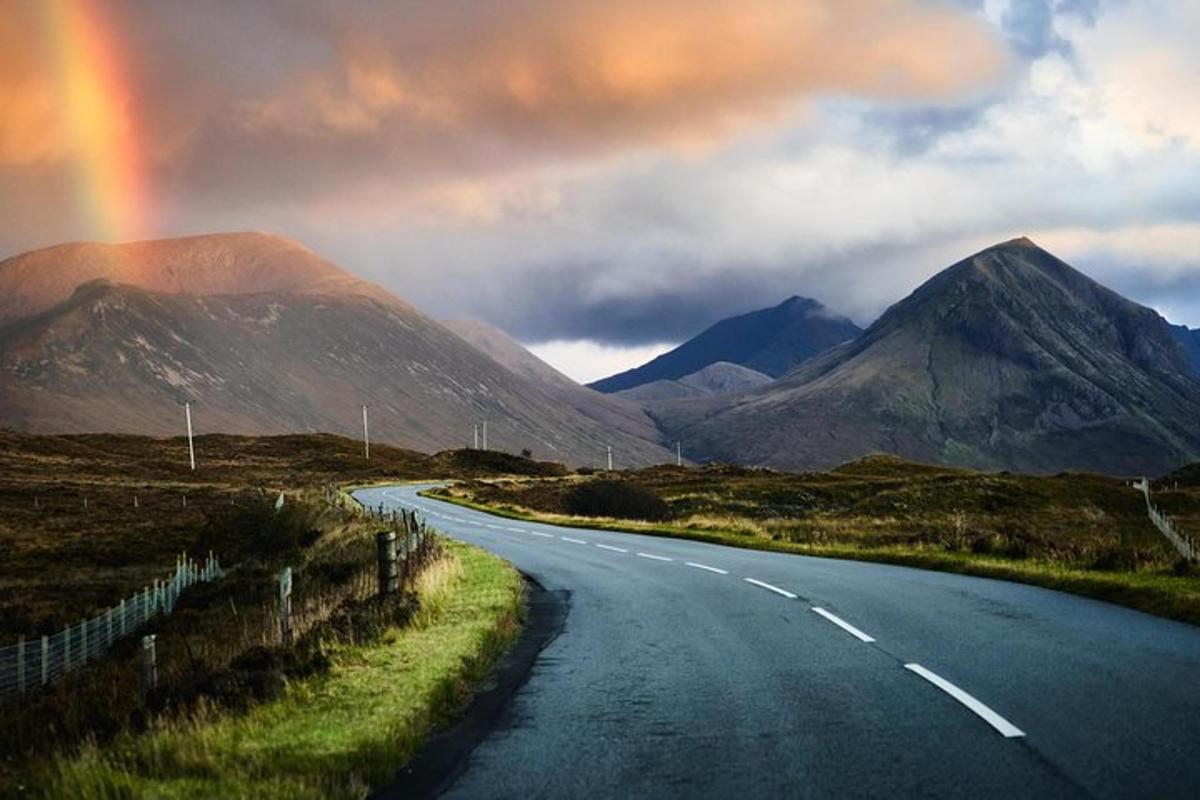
(370, 573, 570, 799)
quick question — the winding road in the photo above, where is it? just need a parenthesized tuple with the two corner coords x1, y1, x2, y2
(356, 485, 1200, 799)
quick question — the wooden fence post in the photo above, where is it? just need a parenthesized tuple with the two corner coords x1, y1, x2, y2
(278, 567, 294, 646)
(377, 531, 398, 595)
(140, 635, 157, 703)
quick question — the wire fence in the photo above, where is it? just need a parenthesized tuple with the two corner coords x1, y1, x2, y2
(0, 552, 224, 701)
(1135, 478, 1197, 562)
(1, 487, 434, 708)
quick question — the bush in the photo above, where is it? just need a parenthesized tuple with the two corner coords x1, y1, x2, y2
(563, 480, 671, 521)
(201, 497, 322, 561)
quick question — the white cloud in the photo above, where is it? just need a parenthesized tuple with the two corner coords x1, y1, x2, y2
(527, 340, 677, 384)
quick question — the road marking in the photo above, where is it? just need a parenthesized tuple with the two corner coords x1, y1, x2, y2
(561, 536, 588, 544)
(743, 578, 798, 599)
(811, 607, 875, 642)
(686, 562, 728, 574)
(636, 552, 673, 562)
(505, 527, 525, 533)
(484, 524, 503, 530)
(527, 531, 554, 538)
(595, 544, 628, 553)
(903, 664, 1025, 738)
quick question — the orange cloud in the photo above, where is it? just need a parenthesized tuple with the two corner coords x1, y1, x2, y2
(0, 8, 68, 165)
(240, 0, 1007, 153)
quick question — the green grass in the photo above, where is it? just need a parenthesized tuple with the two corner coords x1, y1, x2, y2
(23, 540, 524, 799)
(428, 490, 1200, 627)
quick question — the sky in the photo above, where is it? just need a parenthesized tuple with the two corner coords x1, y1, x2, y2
(2, 0, 1199, 383)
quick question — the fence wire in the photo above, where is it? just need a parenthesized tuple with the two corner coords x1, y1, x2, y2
(0, 553, 225, 700)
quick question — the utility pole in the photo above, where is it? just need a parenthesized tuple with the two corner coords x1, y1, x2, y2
(482, 419, 488, 450)
(184, 401, 196, 471)
(362, 404, 370, 460)
(676, 441, 682, 467)
(607, 445, 613, 471)
(473, 423, 479, 450)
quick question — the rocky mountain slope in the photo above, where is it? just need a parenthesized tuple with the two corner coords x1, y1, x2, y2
(0, 235, 674, 466)
(656, 239, 1200, 475)
(615, 362, 773, 404)
(442, 318, 666, 449)
(1170, 324, 1200, 373)
(588, 295, 861, 393)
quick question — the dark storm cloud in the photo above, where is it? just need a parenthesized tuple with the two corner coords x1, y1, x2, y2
(478, 260, 796, 346)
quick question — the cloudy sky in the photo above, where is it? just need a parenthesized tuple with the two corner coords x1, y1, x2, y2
(2, 0, 1198, 381)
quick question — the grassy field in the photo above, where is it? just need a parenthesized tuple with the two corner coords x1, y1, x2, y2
(0, 430, 559, 637)
(432, 454, 1200, 624)
(0, 431, 546, 793)
(19, 540, 523, 799)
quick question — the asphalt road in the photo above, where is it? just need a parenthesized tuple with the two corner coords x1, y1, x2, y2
(356, 485, 1200, 799)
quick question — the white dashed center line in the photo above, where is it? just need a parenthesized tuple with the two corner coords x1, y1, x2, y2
(561, 536, 588, 544)
(636, 552, 673, 562)
(744, 578, 797, 599)
(811, 607, 876, 642)
(904, 663, 1025, 738)
(595, 544, 628, 553)
(527, 531, 554, 538)
(685, 562, 728, 575)
(505, 527, 525, 533)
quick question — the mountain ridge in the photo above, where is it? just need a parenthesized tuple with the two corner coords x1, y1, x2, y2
(0, 232, 402, 325)
(0, 235, 675, 466)
(656, 238, 1200, 475)
(588, 294, 862, 393)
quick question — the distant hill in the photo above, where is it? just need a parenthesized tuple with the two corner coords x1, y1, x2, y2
(588, 295, 862, 393)
(1170, 324, 1200, 373)
(0, 234, 675, 466)
(615, 362, 772, 404)
(656, 238, 1200, 475)
(442, 318, 667, 452)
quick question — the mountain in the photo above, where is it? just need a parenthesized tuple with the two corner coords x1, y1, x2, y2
(0, 232, 395, 325)
(615, 362, 773, 404)
(1170, 324, 1200, 373)
(441, 318, 666, 448)
(588, 295, 862, 393)
(0, 234, 675, 466)
(657, 238, 1200, 475)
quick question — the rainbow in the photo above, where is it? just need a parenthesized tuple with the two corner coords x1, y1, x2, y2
(44, 0, 147, 243)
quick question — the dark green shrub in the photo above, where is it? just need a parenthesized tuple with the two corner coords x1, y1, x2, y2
(563, 480, 671, 521)
(1092, 546, 1142, 572)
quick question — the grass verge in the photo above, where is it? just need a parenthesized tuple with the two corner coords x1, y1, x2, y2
(428, 492, 1200, 627)
(22, 540, 523, 799)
